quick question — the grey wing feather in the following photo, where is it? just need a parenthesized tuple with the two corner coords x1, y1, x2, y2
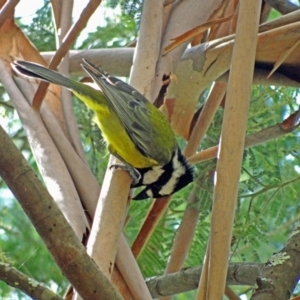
(82, 60, 154, 158)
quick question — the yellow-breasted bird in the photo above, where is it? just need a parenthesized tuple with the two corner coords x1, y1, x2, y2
(12, 60, 194, 200)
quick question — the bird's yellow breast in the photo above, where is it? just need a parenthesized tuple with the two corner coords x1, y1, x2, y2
(73, 89, 159, 169)
(94, 108, 158, 169)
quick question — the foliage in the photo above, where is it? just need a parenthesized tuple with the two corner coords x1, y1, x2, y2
(16, 0, 56, 52)
(107, 0, 143, 19)
(0, 199, 68, 298)
(77, 14, 137, 49)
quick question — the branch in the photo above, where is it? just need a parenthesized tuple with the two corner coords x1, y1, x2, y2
(0, 0, 19, 28)
(0, 100, 14, 110)
(251, 223, 300, 299)
(32, 0, 103, 110)
(2, 62, 89, 239)
(40, 42, 300, 88)
(0, 124, 122, 300)
(259, 9, 300, 32)
(131, 196, 171, 258)
(163, 183, 202, 276)
(129, 0, 164, 100)
(218, 68, 300, 88)
(0, 262, 63, 300)
(188, 107, 300, 165)
(200, 2, 261, 298)
(264, 0, 299, 15)
(146, 262, 262, 298)
(41, 48, 134, 77)
(53, 0, 88, 165)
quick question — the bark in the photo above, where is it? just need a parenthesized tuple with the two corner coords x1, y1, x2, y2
(0, 263, 63, 300)
(0, 125, 122, 300)
(251, 223, 300, 299)
(146, 262, 262, 298)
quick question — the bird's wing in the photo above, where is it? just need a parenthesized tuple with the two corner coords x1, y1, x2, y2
(81, 59, 159, 161)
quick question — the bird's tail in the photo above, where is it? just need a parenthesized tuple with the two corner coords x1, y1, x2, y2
(12, 60, 73, 89)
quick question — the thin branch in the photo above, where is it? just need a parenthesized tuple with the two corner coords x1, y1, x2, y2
(131, 196, 171, 258)
(239, 176, 300, 199)
(53, 0, 88, 165)
(0, 262, 63, 300)
(218, 68, 300, 88)
(0, 100, 14, 110)
(129, 0, 164, 100)
(32, 0, 103, 110)
(163, 183, 202, 277)
(264, 0, 299, 15)
(0, 0, 19, 28)
(259, 9, 300, 32)
(188, 108, 300, 165)
(225, 286, 241, 300)
(184, 82, 226, 158)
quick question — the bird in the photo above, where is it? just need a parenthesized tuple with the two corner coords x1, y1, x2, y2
(12, 59, 194, 200)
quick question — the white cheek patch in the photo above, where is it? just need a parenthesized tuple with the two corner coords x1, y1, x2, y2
(142, 165, 164, 185)
(159, 152, 186, 196)
(146, 189, 153, 198)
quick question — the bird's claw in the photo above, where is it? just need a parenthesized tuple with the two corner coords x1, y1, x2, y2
(109, 164, 141, 186)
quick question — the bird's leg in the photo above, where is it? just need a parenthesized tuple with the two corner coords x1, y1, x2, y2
(109, 164, 141, 185)
(108, 148, 141, 185)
